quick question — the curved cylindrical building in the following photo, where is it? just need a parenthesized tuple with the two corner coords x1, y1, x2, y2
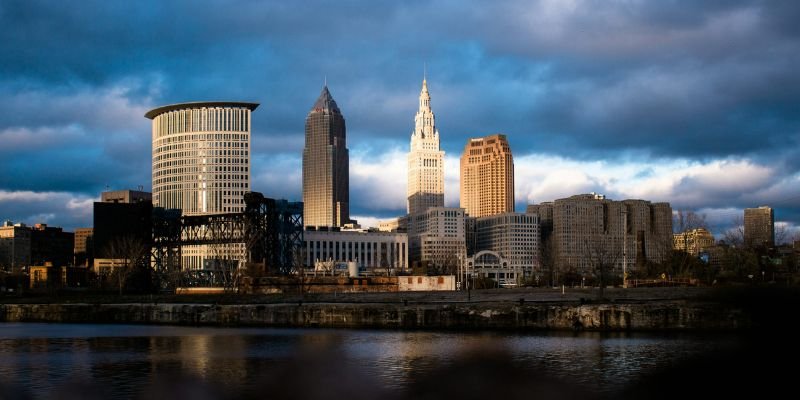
(146, 101, 259, 270)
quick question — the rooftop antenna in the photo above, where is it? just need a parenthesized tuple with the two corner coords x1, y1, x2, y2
(324, 75, 327, 87)
(423, 62, 426, 81)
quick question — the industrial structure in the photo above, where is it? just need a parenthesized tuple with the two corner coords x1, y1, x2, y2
(151, 192, 303, 287)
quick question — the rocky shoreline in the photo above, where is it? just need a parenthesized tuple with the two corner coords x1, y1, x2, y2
(0, 299, 751, 331)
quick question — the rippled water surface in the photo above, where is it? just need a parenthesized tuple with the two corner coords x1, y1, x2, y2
(0, 323, 739, 399)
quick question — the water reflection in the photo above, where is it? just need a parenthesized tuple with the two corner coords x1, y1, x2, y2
(0, 323, 739, 399)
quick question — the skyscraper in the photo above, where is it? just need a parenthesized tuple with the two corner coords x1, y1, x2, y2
(302, 86, 349, 228)
(407, 78, 444, 215)
(744, 206, 774, 248)
(460, 134, 514, 218)
(146, 101, 258, 270)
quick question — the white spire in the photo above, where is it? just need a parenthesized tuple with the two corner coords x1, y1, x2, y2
(414, 77, 435, 139)
(408, 76, 444, 214)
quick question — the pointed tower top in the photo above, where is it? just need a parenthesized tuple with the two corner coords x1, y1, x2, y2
(311, 85, 340, 113)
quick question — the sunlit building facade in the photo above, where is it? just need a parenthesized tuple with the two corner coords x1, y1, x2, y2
(303, 86, 350, 228)
(408, 207, 467, 271)
(303, 229, 408, 271)
(146, 101, 258, 270)
(673, 228, 715, 256)
(460, 134, 514, 218)
(407, 78, 445, 215)
(475, 212, 541, 279)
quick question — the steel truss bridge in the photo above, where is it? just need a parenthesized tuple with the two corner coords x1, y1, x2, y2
(152, 192, 303, 286)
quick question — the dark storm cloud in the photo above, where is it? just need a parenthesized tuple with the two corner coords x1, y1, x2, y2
(1, 0, 799, 229)
(0, 191, 94, 231)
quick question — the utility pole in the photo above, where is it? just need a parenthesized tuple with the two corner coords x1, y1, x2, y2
(622, 208, 628, 288)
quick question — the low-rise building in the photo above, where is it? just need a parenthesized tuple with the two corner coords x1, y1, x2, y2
(74, 228, 94, 267)
(304, 228, 408, 272)
(30, 224, 74, 267)
(0, 222, 31, 272)
(673, 228, 715, 256)
(378, 215, 408, 232)
(465, 250, 516, 287)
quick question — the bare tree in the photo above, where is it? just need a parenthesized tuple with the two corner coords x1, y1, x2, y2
(775, 223, 789, 246)
(722, 216, 745, 247)
(0, 244, 10, 273)
(540, 235, 557, 287)
(583, 234, 621, 299)
(669, 211, 709, 281)
(673, 210, 709, 234)
(380, 254, 391, 276)
(105, 235, 149, 295)
(292, 247, 307, 296)
(428, 250, 461, 276)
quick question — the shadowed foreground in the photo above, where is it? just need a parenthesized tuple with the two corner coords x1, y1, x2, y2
(0, 288, 795, 399)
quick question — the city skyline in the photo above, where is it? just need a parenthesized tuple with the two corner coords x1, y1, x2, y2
(1, 1, 799, 239)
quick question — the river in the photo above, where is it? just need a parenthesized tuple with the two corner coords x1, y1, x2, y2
(0, 323, 744, 399)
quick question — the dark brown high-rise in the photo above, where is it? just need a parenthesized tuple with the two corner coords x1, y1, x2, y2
(744, 206, 774, 248)
(302, 86, 349, 228)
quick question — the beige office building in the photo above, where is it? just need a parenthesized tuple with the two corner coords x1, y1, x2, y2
(543, 194, 672, 275)
(475, 212, 541, 279)
(744, 206, 774, 248)
(146, 101, 258, 270)
(408, 207, 467, 271)
(460, 134, 514, 218)
(303, 86, 349, 228)
(673, 228, 715, 256)
(407, 78, 445, 215)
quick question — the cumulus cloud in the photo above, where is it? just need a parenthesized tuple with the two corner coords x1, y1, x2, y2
(514, 153, 800, 235)
(349, 146, 408, 213)
(0, 190, 96, 230)
(1, 0, 798, 233)
(0, 81, 156, 194)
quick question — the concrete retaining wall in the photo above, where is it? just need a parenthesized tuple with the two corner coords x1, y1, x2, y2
(0, 300, 750, 331)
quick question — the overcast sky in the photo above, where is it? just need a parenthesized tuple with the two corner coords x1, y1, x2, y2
(1, 0, 798, 238)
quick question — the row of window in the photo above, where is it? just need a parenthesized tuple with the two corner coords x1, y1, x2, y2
(154, 151, 249, 164)
(154, 166, 247, 179)
(154, 108, 250, 138)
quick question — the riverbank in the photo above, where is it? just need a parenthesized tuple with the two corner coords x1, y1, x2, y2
(0, 301, 747, 331)
(3, 286, 785, 331)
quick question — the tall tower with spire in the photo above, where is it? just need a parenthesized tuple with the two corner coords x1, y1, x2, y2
(407, 77, 445, 215)
(303, 85, 349, 228)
